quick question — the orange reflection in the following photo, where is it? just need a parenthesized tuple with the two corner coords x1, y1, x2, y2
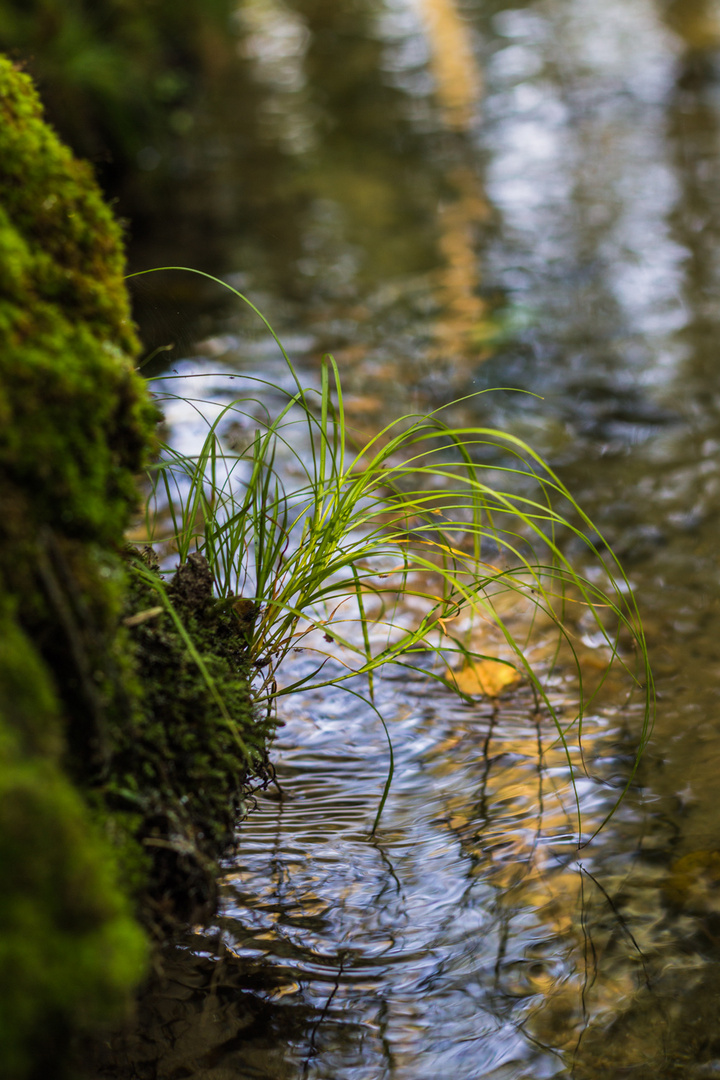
(418, 0, 496, 371)
(418, 0, 482, 131)
(434, 166, 494, 367)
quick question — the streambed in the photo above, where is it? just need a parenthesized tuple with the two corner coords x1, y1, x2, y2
(106, 1, 720, 1076)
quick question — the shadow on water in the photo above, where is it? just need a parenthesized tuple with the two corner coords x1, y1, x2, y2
(89, 0, 720, 1076)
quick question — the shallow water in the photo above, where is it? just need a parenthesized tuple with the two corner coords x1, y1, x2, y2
(111, 1, 720, 1076)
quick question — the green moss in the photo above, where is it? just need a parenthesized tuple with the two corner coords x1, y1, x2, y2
(0, 596, 63, 759)
(0, 602, 147, 1080)
(0, 52, 156, 781)
(0, 58, 157, 545)
(0, 763, 147, 1079)
(0, 54, 267, 1077)
(107, 551, 270, 923)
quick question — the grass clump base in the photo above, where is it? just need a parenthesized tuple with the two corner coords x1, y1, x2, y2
(138, 269, 654, 841)
(112, 548, 270, 924)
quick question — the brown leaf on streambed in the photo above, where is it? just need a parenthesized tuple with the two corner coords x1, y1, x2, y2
(446, 657, 521, 697)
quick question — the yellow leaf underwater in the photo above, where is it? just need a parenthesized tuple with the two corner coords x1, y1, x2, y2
(447, 658, 520, 697)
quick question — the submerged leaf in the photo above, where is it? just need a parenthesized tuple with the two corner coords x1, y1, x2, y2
(446, 657, 521, 697)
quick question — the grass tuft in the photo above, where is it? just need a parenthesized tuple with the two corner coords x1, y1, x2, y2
(129, 267, 654, 841)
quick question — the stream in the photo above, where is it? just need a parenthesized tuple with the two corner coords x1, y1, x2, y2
(105, 1, 720, 1076)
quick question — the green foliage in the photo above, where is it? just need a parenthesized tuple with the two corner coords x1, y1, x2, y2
(137, 267, 654, 839)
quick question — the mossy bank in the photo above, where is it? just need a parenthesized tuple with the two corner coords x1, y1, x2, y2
(0, 55, 268, 1078)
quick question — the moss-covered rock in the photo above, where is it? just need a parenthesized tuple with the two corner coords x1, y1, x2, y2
(0, 599, 148, 1080)
(0, 51, 157, 783)
(0, 56, 153, 540)
(0, 55, 267, 1076)
(0, 55, 155, 1074)
(113, 550, 269, 923)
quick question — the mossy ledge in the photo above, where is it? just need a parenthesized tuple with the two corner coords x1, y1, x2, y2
(0, 55, 268, 1079)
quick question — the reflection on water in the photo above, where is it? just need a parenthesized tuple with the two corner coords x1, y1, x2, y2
(112, 0, 720, 1076)
(101, 665, 652, 1080)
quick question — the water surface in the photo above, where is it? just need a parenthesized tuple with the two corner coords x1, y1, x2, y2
(112, 2, 720, 1076)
